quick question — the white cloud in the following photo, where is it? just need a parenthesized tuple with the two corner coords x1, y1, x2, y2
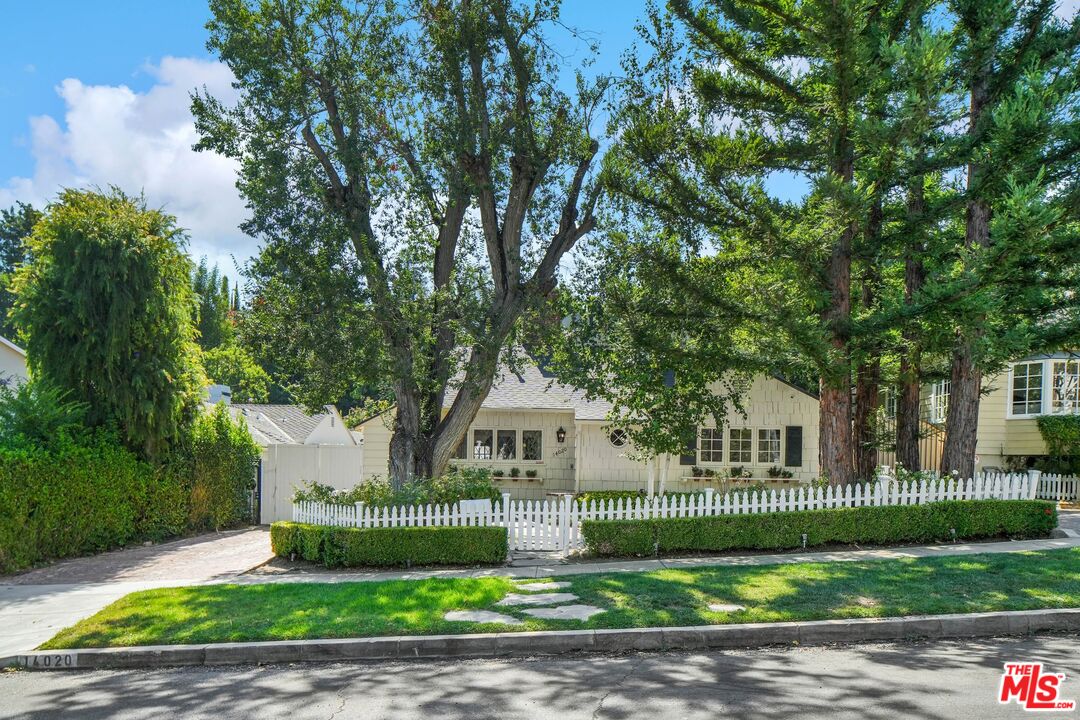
(1055, 0, 1078, 19)
(0, 57, 252, 272)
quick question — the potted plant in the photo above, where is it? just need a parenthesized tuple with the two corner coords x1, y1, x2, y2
(525, 469, 538, 479)
(493, 469, 505, 478)
(510, 467, 521, 478)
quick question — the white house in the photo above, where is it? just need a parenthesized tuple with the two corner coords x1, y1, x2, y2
(357, 359, 820, 499)
(0, 335, 27, 385)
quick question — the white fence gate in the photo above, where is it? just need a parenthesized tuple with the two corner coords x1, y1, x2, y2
(1035, 474, 1079, 502)
(293, 470, 1068, 552)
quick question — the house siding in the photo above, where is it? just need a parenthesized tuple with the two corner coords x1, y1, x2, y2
(0, 343, 27, 383)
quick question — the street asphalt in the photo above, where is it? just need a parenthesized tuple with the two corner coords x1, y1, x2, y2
(2, 633, 1077, 719)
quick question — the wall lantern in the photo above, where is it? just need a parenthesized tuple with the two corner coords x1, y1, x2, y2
(556, 427, 566, 444)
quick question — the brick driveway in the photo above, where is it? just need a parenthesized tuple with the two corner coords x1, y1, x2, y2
(5, 527, 273, 586)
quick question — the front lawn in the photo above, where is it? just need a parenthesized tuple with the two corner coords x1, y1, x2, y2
(41, 547, 1080, 649)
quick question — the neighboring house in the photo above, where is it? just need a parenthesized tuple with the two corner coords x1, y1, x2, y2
(0, 335, 27, 385)
(357, 359, 820, 499)
(218, 402, 364, 523)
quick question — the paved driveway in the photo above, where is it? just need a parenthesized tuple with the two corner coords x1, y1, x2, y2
(0, 528, 272, 656)
(1057, 508, 1080, 533)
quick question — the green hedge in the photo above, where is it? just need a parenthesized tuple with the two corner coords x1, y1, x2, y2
(581, 500, 1057, 557)
(270, 522, 509, 567)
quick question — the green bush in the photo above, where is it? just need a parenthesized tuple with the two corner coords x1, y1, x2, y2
(581, 500, 1057, 557)
(293, 466, 501, 507)
(1037, 415, 1080, 474)
(575, 490, 706, 505)
(270, 522, 508, 567)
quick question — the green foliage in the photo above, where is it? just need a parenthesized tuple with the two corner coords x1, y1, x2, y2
(270, 522, 508, 568)
(0, 377, 89, 449)
(9, 188, 204, 459)
(173, 403, 261, 531)
(0, 201, 41, 339)
(581, 500, 1056, 557)
(292, 466, 501, 507)
(191, 258, 235, 351)
(0, 439, 188, 574)
(202, 344, 271, 403)
(1036, 415, 1080, 474)
(575, 490, 705, 505)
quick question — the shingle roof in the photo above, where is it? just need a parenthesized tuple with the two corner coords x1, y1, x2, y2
(442, 361, 612, 420)
(231, 404, 327, 444)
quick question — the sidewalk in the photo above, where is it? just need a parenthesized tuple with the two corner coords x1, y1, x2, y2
(3, 534, 1078, 656)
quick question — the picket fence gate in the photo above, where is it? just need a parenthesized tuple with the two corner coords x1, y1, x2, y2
(293, 470, 1070, 552)
(1035, 473, 1079, 502)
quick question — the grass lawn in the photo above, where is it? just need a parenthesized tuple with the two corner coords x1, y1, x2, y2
(41, 547, 1080, 649)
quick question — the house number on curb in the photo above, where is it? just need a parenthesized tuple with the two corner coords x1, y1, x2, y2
(19, 653, 76, 669)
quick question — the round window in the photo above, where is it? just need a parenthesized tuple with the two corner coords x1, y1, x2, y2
(608, 428, 629, 447)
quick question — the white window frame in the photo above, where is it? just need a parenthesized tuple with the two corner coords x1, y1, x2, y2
(472, 428, 494, 460)
(757, 428, 781, 465)
(1007, 361, 1047, 419)
(728, 428, 753, 464)
(521, 429, 543, 462)
(1050, 360, 1080, 415)
(698, 427, 724, 463)
(929, 380, 950, 424)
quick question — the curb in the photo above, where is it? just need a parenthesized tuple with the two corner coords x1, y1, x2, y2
(6, 608, 1079, 671)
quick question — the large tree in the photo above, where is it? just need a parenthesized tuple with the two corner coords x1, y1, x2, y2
(191, 258, 236, 351)
(0, 202, 41, 340)
(9, 189, 203, 459)
(194, 0, 605, 487)
(938, 0, 1080, 478)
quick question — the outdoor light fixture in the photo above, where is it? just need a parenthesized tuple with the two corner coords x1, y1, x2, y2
(556, 427, 566, 443)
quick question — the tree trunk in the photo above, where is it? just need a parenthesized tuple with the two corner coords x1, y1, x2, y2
(941, 64, 992, 481)
(895, 178, 926, 471)
(853, 196, 883, 481)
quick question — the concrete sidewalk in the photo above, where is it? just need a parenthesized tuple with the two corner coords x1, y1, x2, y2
(3, 535, 1077, 657)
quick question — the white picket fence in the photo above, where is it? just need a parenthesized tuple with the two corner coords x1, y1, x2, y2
(1035, 473, 1079, 501)
(293, 470, 1069, 552)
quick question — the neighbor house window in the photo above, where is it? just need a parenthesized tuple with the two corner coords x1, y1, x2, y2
(496, 429, 517, 460)
(1051, 360, 1080, 414)
(1010, 362, 1044, 417)
(880, 387, 897, 419)
(699, 427, 723, 462)
(729, 428, 752, 464)
(757, 428, 781, 464)
(522, 430, 542, 461)
(452, 436, 467, 460)
(473, 429, 493, 460)
(930, 380, 950, 423)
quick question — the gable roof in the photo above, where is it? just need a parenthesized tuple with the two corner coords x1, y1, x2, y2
(442, 361, 618, 421)
(0, 336, 25, 357)
(230, 404, 329, 445)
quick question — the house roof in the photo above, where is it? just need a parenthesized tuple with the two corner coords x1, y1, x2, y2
(0, 336, 25, 357)
(442, 361, 617, 421)
(230, 404, 329, 445)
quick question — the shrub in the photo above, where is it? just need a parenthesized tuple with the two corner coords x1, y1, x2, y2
(1037, 415, 1080, 474)
(580, 500, 1057, 557)
(270, 522, 508, 567)
(293, 466, 501, 507)
(0, 378, 89, 449)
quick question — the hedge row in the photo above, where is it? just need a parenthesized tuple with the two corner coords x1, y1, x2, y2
(580, 500, 1057, 557)
(271, 522, 509, 567)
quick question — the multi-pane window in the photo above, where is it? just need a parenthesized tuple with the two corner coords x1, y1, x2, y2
(473, 429, 493, 460)
(1011, 362, 1044, 416)
(496, 430, 517, 460)
(880, 387, 897, 419)
(729, 428, 752, 464)
(930, 380, 950, 423)
(522, 430, 542, 461)
(757, 428, 781, 464)
(452, 436, 467, 460)
(698, 427, 724, 462)
(1052, 360, 1080, 414)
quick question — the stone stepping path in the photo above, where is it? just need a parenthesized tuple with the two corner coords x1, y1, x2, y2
(522, 604, 606, 621)
(496, 592, 578, 607)
(708, 603, 746, 613)
(444, 610, 523, 625)
(511, 581, 571, 592)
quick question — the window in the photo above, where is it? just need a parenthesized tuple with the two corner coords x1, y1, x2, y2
(1051, 360, 1080, 414)
(930, 380, 950, 423)
(880, 387, 897, 419)
(496, 430, 517, 460)
(1011, 362, 1043, 416)
(699, 427, 723, 462)
(608, 428, 629, 447)
(473, 429, 493, 460)
(757, 428, 781, 464)
(522, 430, 542, 461)
(729, 428, 752, 463)
(452, 435, 467, 460)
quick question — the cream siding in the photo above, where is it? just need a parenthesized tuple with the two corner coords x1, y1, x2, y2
(974, 373, 1010, 469)
(0, 341, 27, 383)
